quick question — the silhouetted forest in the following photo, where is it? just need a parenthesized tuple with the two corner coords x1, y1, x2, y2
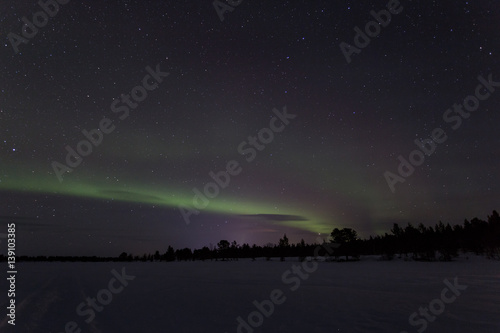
(3, 210, 499, 262)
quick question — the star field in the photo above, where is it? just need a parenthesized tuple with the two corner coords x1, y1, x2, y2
(0, 0, 499, 255)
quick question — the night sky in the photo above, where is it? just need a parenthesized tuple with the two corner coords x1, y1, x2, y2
(0, 1, 499, 256)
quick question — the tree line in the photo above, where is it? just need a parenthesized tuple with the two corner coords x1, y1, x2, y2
(2, 210, 499, 262)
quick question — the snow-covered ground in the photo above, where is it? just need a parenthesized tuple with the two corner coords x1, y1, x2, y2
(0, 255, 499, 332)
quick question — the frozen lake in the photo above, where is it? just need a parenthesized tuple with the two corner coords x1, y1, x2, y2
(0, 255, 499, 332)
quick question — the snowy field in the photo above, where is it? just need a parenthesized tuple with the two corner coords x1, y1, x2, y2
(0, 255, 499, 333)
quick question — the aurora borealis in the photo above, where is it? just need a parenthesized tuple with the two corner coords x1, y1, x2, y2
(1, 1, 499, 255)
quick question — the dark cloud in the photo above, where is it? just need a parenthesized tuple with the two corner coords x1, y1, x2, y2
(98, 190, 163, 202)
(240, 214, 309, 222)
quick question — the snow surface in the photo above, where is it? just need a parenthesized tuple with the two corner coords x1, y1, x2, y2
(0, 255, 499, 333)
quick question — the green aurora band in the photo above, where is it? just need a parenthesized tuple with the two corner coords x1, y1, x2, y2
(0, 166, 335, 234)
